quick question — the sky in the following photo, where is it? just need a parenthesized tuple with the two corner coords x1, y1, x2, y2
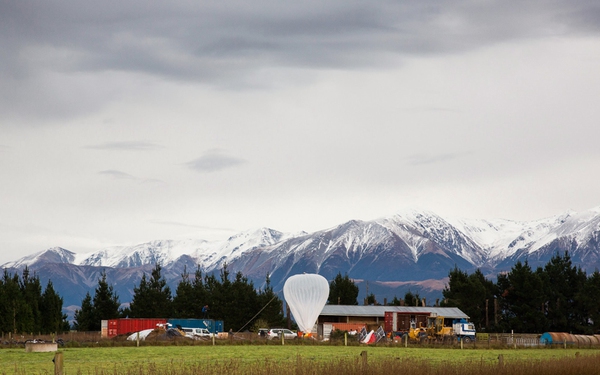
(1, 1, 600, 265)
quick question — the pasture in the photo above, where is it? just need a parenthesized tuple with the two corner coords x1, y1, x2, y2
(2, 344, 600, 375)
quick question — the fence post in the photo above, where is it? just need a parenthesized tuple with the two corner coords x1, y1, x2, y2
(360, 350, 368, 369)
(53, 352, 63, 375)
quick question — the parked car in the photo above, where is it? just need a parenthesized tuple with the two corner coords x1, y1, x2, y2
(182, 327, 213, 339)
(266, 328, 297, 340)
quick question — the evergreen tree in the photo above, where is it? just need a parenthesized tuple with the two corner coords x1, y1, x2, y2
(227, 271, 258, 331)
(328, 272, 359, 305)
(579, 270, 600, 334)
(92, 270, 121, 326)
(442, 268, 496, 330)
(74, 292, 95, 331)
(403, 291, 421, 307)
(201, 264, 231, 322)
(388, 296, 403, 306)
(40, 280, 69, 334)
(1, 271, 23, 334)
(540, 252, 587, 332)
(257, 274, 285, 327)
(173, 266, 196, 318)
(192, 266, 208, 317)
(202, 273, 220, 319)
(496, 260, 546, 333)
(129, 264, 173, 318)
(19, 267, 42, 333)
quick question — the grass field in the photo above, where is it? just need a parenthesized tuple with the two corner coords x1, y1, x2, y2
(2, 344, 600, 375)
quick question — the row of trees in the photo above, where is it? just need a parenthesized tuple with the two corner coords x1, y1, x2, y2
(4, 251, 597, 334)
(443, 252, 600, 334)
(0, 268, 69, 334)
(74, 264, 286, 332)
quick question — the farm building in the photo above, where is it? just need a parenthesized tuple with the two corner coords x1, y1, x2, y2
(316, 305, 470, 338)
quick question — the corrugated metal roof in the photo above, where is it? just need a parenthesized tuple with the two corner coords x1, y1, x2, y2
(320, 305, 468, 319)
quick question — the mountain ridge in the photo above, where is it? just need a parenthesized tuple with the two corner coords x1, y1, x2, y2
(3, 206, 600, 313)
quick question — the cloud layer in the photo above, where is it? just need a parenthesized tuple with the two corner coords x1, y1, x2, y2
(1, 1, 600, 264)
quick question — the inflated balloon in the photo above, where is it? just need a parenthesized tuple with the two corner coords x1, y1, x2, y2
(283, 273, 329, 334)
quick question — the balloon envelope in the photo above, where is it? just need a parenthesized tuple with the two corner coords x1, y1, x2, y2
(283, 273, 329, 333)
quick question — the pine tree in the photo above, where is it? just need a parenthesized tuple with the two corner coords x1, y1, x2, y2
(192, 266, 208, 318)
(173, 266, 196, 318)
(20, 267, 43, 334)
(92, 270, 121, 326)
(227, 271, 258, 331)
(328, 272, 359, 305)
(442, 268, 496, 330)
(257, 274, 286, 327)
(403, 291, 421, 307)
(1, 270, 23, 334)
(540, 251, 587, 331)
(496, 260, 546, 333)
(40, 280, 68, 334)
(579, 270, 600, 333)
(130, 264, 173, 318)
(74, 292, 95, 331)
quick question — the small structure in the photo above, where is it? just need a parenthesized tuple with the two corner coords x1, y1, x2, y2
(25, 342, 58, 352)
(317, 305, 469, 339)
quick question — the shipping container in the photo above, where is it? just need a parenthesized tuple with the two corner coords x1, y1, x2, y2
(107, 318, 167, 337)
(167, 319, 224, 334)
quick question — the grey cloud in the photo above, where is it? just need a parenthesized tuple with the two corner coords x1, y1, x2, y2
(86, 141, 163, 151)
(186, 150, 246, 173)
(406, 152, 467, 166)
(2, 1, 600, 123)
(98, 170, 136, 179)
(4, 1, 600, 81)
(99, 170, 164, 184)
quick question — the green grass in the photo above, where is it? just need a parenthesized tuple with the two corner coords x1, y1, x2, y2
(2, 345, 599, 375)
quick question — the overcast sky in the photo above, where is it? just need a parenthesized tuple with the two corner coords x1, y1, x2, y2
(1, 1, 600, 265)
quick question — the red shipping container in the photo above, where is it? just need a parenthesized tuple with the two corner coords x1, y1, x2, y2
(107, 318, 167, 337)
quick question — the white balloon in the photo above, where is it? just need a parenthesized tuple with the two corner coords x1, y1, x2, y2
(283, 273, 329, 334)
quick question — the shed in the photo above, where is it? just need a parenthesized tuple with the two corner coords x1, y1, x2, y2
(319, 305, 469, 325)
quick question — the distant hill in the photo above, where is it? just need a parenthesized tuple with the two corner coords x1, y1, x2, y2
(3, 206, 600, 319)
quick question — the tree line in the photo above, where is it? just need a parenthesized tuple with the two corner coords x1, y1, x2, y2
(4, 251, 599, 335)
(442, 251, 600, 334)
(0, 267, 70, 335)
(74, 264, 286, 332)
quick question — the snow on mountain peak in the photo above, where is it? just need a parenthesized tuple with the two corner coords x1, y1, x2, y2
(2, 247, 75, 269)
(3, 206, 600, 275)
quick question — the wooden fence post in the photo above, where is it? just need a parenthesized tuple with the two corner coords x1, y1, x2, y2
(53, 352, 63, 375)
(360, 350, 368, 370)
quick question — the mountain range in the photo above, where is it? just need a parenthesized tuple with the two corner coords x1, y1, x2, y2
(3, 206, 600, 319)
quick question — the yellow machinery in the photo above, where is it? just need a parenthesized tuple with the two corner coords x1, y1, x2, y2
(426, 315, 453, 339)
(407, 321, 428, 341)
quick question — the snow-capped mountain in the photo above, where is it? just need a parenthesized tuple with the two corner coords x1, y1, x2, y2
(3, 206, 600, 310)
